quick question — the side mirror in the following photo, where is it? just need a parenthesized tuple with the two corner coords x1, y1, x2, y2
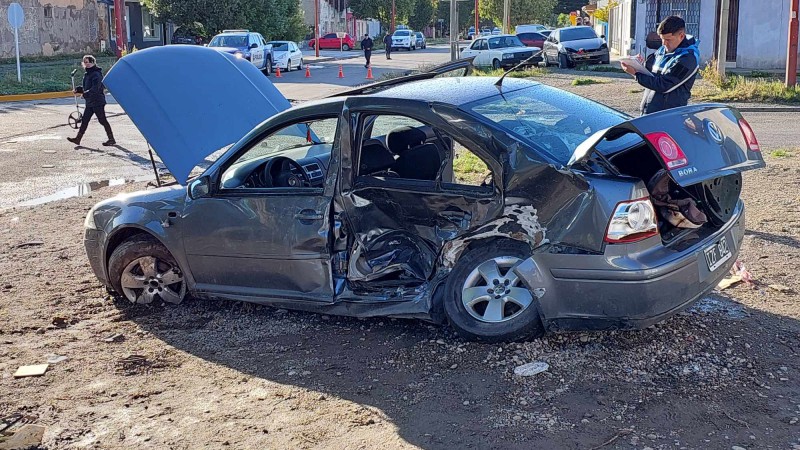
(188, 176, 211, 199)
(601, 35, 606, 39)
(250, 43, 258, 49)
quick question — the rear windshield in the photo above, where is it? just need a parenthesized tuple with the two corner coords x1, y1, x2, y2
(270, 42, 289, 51)
(394, 31, 411, 36)
(488, 36, 525, 49)
(560, 27, 597, 41)
(209, 35, 247, 47)
(464, 85, 636, 164)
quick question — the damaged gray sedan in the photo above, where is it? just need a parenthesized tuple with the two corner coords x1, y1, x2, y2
(84, 46, 764, 342)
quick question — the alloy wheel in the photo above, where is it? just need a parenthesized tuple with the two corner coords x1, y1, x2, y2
(120, 256, 185, 304)
(461, 256, 533, 323)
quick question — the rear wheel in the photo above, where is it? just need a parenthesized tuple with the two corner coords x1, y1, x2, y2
(342, 43, 351, 51)
(286, 59, 292, 72)
(444, 241, 544, 342)
(108, 235, 186, 305)
(263, 57, 272, 76)
(298, 58, 304, 70)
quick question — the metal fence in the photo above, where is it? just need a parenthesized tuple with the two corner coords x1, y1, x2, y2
(645, 0, 701, 39)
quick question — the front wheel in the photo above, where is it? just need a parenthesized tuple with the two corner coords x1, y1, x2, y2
(108, 235, 187, 305)
(443, 241, 544, 342)
(492, 59, 501, 70)
(298, 58, 304, 70)
(285, 59, 292, 72)
(558, 53, 570, 69)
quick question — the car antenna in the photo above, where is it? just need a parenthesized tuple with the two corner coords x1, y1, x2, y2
(495, 50, 544, 88)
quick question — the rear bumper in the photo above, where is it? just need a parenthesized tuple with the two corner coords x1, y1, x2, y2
(517, 200, 746, 331)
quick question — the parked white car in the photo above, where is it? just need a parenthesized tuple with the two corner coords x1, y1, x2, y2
(269, 41, 304, 71)
(460, 34, 542, 70)
(391, 29, 416, 51)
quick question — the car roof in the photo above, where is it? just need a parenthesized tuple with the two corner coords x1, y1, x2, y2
(557, 26, 594, 31)
(366, 76, 535, 106)
(477, 34, 519, 39)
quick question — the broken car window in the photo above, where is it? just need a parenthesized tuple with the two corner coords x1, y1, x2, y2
(465, 86, 629, 164)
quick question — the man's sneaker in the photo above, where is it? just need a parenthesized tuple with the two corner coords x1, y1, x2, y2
(67, 137, 81, 145)
(102, 139, 116, 146)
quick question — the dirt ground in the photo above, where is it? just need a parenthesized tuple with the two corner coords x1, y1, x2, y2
(2, 76, 800, 449)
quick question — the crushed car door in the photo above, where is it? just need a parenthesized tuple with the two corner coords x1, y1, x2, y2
(336, 98, 504, 288)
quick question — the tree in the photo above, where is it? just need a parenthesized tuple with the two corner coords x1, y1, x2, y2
(556, 12, 571, 27)
(435, 0, 475, 36)
(350, 0, 415, 27)
(554, 0, 584, 15)
(593, 1, 617, 23)
(408, 0, 436, 32)
(142, 0, 306, 40)
(479, 0, 556, 29)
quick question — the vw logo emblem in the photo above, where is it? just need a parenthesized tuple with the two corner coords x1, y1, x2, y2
(706, 120, 724, 144)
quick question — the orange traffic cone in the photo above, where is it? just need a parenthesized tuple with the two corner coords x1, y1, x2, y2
(305, 65, 311, 78)
(338, 65, 344, 78)
(366, 66, 374, 79)
(275, 65, 282, 77)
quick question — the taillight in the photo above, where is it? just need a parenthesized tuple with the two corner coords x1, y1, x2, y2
(645, 132, 688, 169)
(738, 118, 761, 152)
(605, 198, 659, 243)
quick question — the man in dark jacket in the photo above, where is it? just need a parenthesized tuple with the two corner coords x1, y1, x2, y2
(383, 33, 392, 60)
(621, 16, 700, 115)
(361, 34, 374, 68)
(67, 55, 115, 146)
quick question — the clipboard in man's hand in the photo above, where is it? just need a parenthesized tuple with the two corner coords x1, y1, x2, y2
(619, 55, 652, 75)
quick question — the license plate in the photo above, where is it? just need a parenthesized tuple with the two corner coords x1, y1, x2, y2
(704, 236, 732, 272)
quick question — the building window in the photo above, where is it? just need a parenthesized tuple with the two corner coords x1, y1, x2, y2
(44, 5, 53, 18)
(142, 7, 161, 41)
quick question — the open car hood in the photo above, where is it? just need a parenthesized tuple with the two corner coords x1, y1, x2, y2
(104, 45, 291, 184)
(569, 104, 765, 187)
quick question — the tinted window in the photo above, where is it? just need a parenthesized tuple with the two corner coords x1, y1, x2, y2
(270, 42, 289, 51)
(393, 30, 411, 36)
(465, 85, 630, 164)
(560, 27, 597, 41)
(517, 33, 543, 40)
(488, 36, 525, 49)
(323, 33, 337, 39)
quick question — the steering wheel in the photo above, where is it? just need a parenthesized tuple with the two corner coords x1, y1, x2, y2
(261, 157, 310, 188)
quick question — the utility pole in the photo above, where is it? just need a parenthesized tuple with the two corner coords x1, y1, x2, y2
(788, 0, 799, 86)
(503, 0, 510, 33)
(315, 0, 320, 57)
(392, 0, 396, 33)
(450, 0, 458, 60)
(474, 0, 479, 37)
(716, 0, 729, 78)
(113, 0, 127, 57)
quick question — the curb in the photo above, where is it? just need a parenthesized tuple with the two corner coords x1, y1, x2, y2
(0, 91, 74, 103)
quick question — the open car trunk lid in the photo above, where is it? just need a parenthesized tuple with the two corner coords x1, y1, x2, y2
(568, 104, 765, 186)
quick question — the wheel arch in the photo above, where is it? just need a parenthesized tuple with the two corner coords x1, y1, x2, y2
(103, 225, 187, 285)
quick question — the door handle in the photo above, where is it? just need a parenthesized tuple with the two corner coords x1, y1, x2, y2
(295, 210, 323, 221)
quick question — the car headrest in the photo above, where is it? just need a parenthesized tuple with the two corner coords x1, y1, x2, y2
(359, 139, 396, 175)
(393, 143, 441, 180)
(386, 126, 428, 154)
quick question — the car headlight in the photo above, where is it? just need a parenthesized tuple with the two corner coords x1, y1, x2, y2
(234, 52, 244, 58)
(84, 206, 98, 230)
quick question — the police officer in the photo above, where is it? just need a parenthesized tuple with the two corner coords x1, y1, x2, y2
(67, 55, 115, 146)
(622, 16, 700, 115)
(361, 34, 374, 68)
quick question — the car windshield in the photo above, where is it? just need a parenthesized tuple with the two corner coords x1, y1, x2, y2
(270, 42, 289, 51)
(394, 30, 411, 36)
(488, 36, 525, 49)
(209, 35, 247, 47)
(464, 85, 637, 164)
(560, 27, 597, 41)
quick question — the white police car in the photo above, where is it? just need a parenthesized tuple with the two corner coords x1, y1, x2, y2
(208, 30, 273, 75)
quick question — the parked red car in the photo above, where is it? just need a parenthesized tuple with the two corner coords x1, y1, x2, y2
(516, 32, 547, 49)
(309, 32, 356, 51)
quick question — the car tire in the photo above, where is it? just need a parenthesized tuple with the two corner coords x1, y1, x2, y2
(558, 53, 570, 69)
(492, 59, 501, 70)
(298, 58, 304, 70)
(263, 57, 272, 76)
(343, 44, 351, 51)
(286, 59, 292, 72)
(600, 55, 610, 64)
(443, 241, 545, 342)
(108, 235, 187, 305)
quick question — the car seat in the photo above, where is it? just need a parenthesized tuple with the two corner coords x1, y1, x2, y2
(393, 143, 442, 180)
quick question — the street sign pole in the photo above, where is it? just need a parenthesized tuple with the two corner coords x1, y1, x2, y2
(7, 2, 25, 82)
